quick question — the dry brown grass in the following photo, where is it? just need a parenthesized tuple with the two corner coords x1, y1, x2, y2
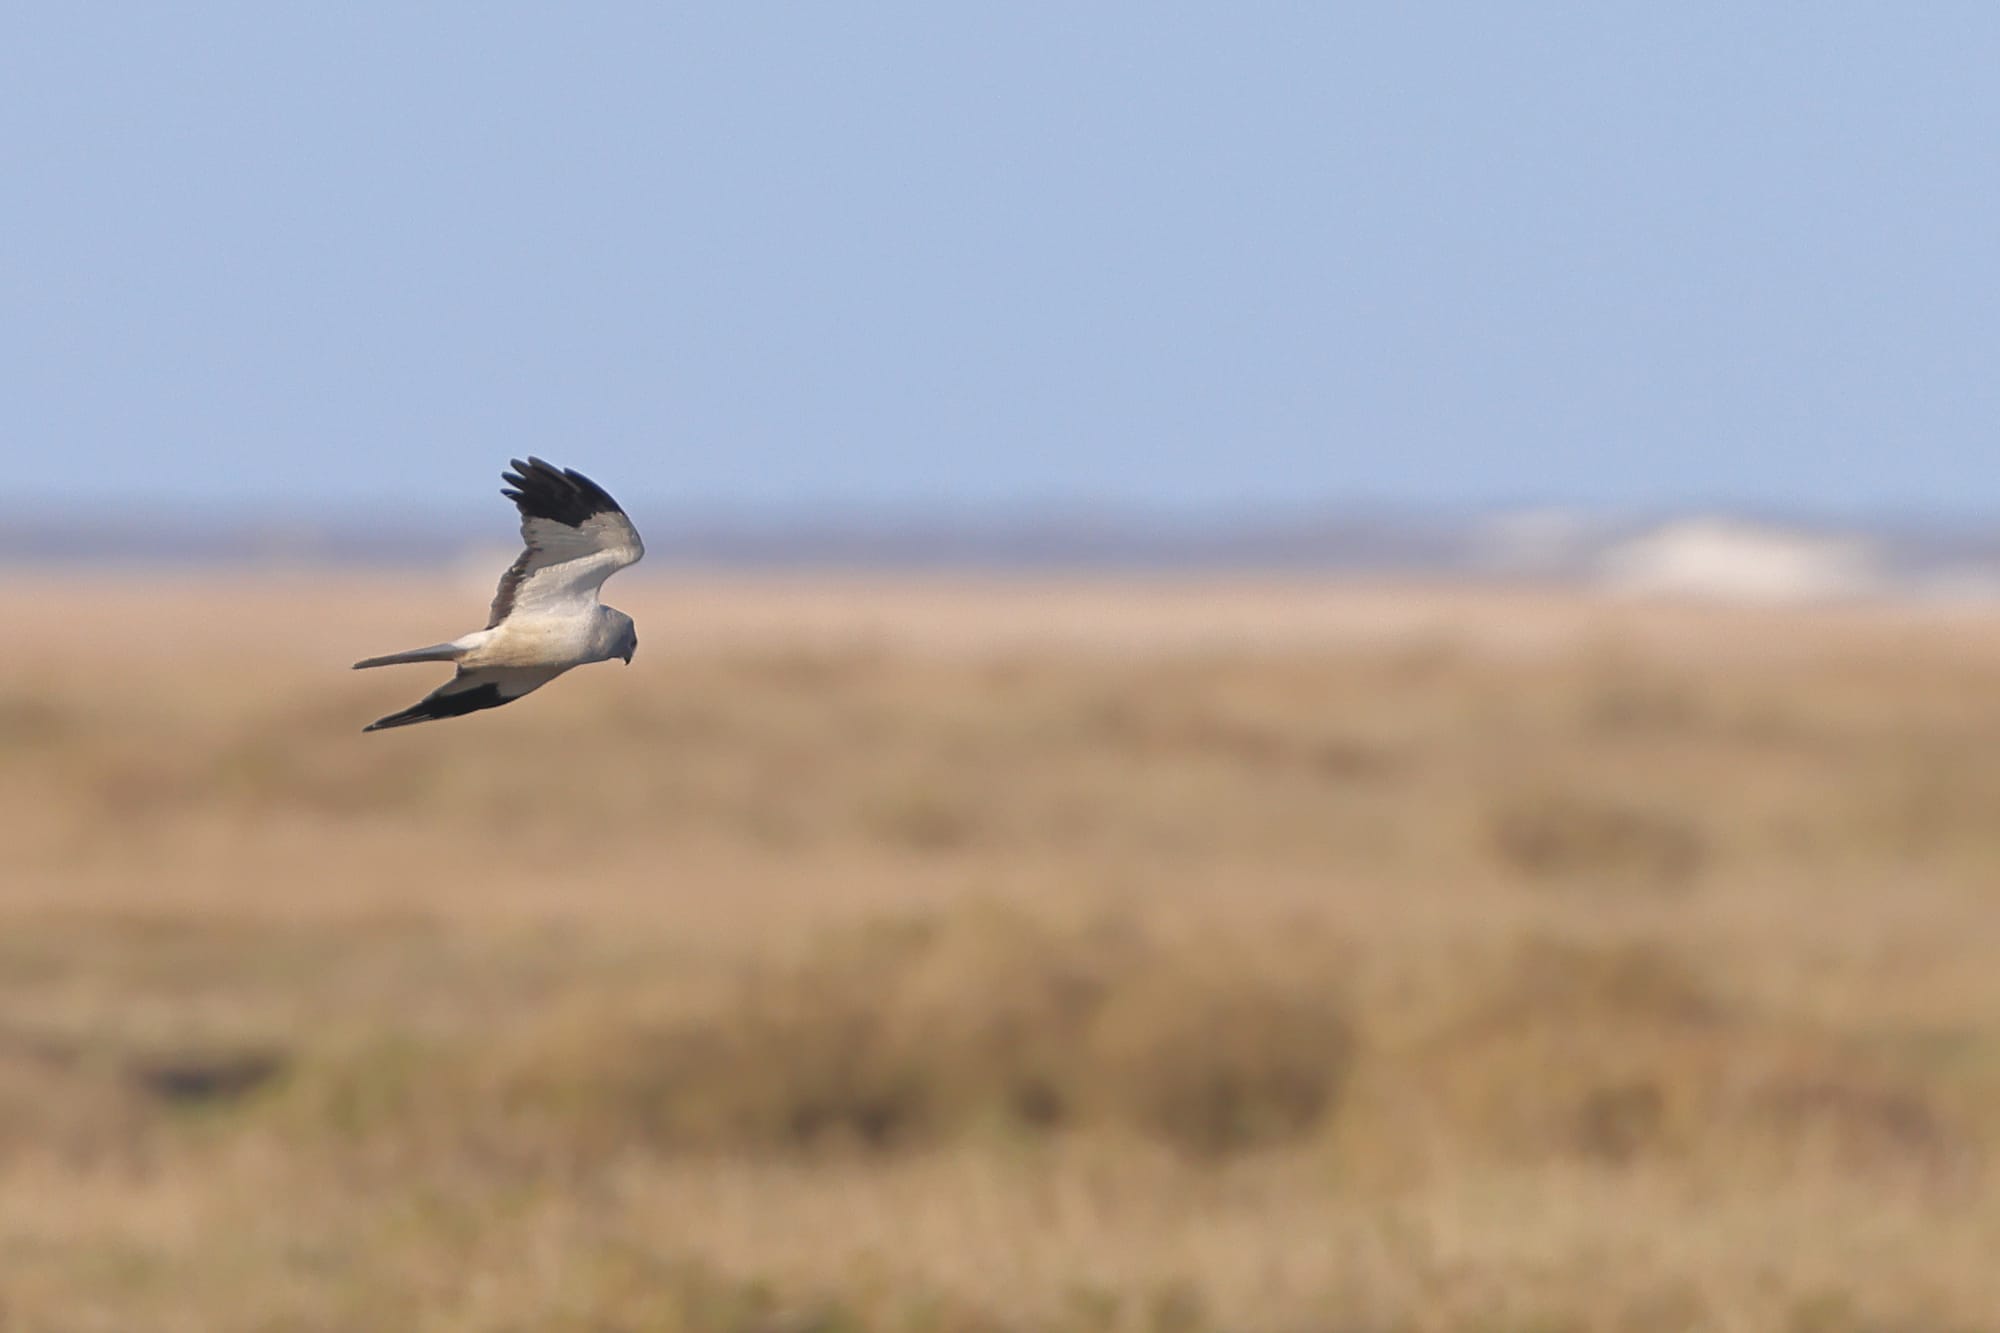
(4, 570, 2000, 1330)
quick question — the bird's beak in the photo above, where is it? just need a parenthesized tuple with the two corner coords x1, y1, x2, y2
(622, 650, 634, 665)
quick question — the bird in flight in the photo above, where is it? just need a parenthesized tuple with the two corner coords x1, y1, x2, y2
(354, 458, 645, 732)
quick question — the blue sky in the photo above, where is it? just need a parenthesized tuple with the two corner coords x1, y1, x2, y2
(4, 6, 1996, 516)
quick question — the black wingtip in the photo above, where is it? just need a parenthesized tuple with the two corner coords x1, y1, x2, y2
(497, 456, 624, 527)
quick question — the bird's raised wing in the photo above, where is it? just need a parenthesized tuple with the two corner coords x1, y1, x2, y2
(487, 457, 645, 627)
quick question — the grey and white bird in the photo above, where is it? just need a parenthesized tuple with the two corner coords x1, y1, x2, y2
(354, 458, 645, 732)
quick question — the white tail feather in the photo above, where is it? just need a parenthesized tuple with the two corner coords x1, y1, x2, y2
(351, 643, 463, 670)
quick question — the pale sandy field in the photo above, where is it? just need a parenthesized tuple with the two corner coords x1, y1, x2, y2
(4, 570, 2000, 1332)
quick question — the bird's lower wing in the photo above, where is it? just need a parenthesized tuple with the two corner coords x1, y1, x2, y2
(362, 665, 564, 732)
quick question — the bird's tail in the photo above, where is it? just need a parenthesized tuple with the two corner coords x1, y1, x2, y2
(351, 642, 463, 670)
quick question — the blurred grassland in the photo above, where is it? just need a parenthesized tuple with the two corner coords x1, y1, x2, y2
(4, 572, 2000, 1331)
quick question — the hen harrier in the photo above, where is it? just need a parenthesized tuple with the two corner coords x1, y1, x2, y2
(354, 458, 644, 732)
